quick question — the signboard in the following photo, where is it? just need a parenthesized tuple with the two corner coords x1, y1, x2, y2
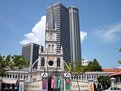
(24, 81, 42, 91)
(71, 81, 89, 91)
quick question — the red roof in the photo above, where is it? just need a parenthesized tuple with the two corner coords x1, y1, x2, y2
(102, 68, 121, 72)
(110, 71, 121, 76)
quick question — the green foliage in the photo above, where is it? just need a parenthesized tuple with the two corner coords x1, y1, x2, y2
(12, 55, 29, 69)
(97, 76, 111, 90)
(64, 59, 102, 73)
(119, 48, 121, 52)
(85, 59, 102, 71)
(0, 54, 28, 76)
(64, 59, 86, 73)
(118, 48, 121, 64)
(0, 55, 7, 76)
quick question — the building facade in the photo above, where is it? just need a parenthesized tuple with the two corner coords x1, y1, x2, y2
(22, 43, 40, 69)
(37, 24, 64, 73)
(68, 6, 81, 63)
(46, 3, 81, 63)
(46, 3, 71, 62)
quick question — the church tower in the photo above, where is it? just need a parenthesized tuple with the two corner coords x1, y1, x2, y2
(37, 23, 64, 73)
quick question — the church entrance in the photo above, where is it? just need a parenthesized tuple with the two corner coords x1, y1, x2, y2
(48, 76, 55, 91)
(47, 71, 64, 91)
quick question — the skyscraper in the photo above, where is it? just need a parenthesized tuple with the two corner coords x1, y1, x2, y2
(46, 3, 71, 62)
(22, 43, 40, 69)
(68, 6, 81, 63)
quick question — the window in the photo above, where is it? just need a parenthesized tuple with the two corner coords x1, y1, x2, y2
(48, 44, 51, 51)
(41, 57, 45, 66)
(57, 58, 60, 67)
(52, 45, 54, 51)
(48, 60, 54, 66)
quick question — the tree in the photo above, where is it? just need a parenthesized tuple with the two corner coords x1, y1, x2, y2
(97, 76, 111, 90)
(85, 59, 102, 71)
(119, 48, 121, 52)
(75, 61, 85, 73)
(0, 55, 8, 76)
(12, 55, 28, 70)
(118, 48, 121, 64)
(0, 54, 28, 76)
(64, 59, 86, 73)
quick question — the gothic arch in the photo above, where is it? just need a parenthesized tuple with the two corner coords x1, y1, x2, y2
(41, 57, 45, 66)
(52, 44, 54, 51)
(57, 58, 60, 67)
(48, 44, 51, 51)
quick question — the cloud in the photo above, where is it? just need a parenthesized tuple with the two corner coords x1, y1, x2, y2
(95, 23, 121, 43)
(80, 31, 87, 42)
(20, 15, 87, 46)
(20, 16, 46, 46)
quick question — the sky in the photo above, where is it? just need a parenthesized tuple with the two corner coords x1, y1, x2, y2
(0, 0, 121, 68)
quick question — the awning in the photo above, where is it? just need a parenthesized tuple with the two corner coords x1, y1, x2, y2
(2, 79, 18, 84)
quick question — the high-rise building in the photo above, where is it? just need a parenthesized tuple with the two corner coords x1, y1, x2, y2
(68, 6, 81, 63)
(46, 3, 71, 62)
(22, 43, 40, 69)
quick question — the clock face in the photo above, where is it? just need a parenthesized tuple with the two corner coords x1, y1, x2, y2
(48, 60, 54, 66)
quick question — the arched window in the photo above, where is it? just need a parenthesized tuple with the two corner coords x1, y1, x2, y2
(13, 75, 14, 78)
(41, 57, 45, 66)
(10, 75, 11, 78)
(57, 58, 60, 67)
(21, 75, 22, 79)
(48, 44, 51, 51)
(52, 45, 54, 51)
(15, 75, 17, 79)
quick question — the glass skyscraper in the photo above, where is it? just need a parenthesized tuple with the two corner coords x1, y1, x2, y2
(46, 3, 81, 63)
(68, 6, 81, 63)
(46, 3, 71, 62)
(22, 43, 40, 68)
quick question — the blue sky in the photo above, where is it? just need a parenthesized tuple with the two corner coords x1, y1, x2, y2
(0, 0, 121, 68)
